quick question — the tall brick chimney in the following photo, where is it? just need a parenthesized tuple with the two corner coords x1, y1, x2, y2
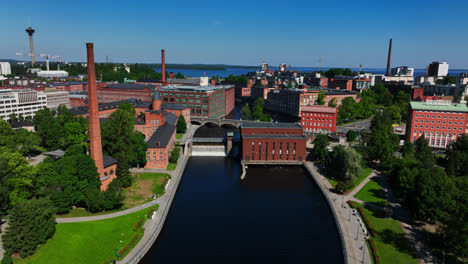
(161, 49, 167, 85)
(86, 43, 104, 178)
(386, 38, 392, 76)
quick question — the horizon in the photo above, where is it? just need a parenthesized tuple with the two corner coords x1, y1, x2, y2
(1, 0, 468, 68)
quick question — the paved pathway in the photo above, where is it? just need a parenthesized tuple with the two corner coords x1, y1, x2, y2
(370, 173, 437, 264)
(122, 154, 188, 264)
(337, 166, 436, 264)
(305, 162, 371, 264)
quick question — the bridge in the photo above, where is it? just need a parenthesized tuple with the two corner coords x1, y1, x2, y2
(190, 116, 242, 128)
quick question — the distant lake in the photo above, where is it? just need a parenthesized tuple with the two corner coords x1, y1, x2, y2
(155, 67, 468, 78)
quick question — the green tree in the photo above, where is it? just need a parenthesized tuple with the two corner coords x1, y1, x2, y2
(241, 103, 251, 120)
(116, 155, 132, 188)
(2, 198, 56, 258)
(324, 68, 344, 79)
(169, 146, 180, 164)
(8, 113, 18, 123)
(311, 134, 329, 162)
(384, 105, 401, 124)
(328, 97, 337, 108)
(446, 134, 468, 177)
(415, 167, 455, 222)
(343, 68, 353, 76)
(415, 136, 435, 168)
(346, 130, 357, 142)
(337, 97, 357, 122)
(118, 103, 136, 117)
(176, 115, 187, 134)
(327, 146, 362, 182)
(364, 111, 399, 163)
(315, 90, 326, 105)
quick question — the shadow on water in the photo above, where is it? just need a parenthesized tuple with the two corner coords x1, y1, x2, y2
(141, 157, 343, 264)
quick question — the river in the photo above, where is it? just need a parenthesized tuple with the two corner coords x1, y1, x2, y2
(140, 157, 343, 263)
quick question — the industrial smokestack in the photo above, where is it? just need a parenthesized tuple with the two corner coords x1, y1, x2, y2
(25, 27, 35, 65)
(386, 38, 392, 76)
(161, 49, 166, 85)
(86, 43, 104, 180)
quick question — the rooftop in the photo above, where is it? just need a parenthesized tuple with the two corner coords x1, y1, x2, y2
(410, 101, 468, 112)
(242, 134, 306, 139)
(241, 121, 302, 129)
(160, 84, 234, 92)
(103, 155, 117, 168)
(147, 123, 176, 149)
(301, 105, 337, 114)
(106, 83, 156, 90)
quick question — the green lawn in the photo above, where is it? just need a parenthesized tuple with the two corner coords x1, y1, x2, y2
(15, 208, 150, 264)
(122, 173, 170, 208)
(176, 133, 183, 140)
(166, 163, 176, 170)
(356, 203, 418, 264)
(354, 180, 388, 207)
(326, 167, 372, 191)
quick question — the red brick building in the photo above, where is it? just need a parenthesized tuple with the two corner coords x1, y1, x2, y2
(407, 100, 468, 149)
(241, 122, 306, 162)
(97, 83, 156, 103)
(328, 79, 353, 91)
(301, 105, 337, 133)
(160, 84, 235, 118)
(241, 87, 251, 97)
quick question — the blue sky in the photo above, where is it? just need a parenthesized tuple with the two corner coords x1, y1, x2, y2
(1, 0, 468, 68)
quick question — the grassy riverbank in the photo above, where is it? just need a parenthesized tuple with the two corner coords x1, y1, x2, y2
(15, 208, 151, 264)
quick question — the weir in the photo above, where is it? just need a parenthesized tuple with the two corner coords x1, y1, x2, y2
(191, 145, 226, 157)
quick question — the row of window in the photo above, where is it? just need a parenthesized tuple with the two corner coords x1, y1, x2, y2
(302, 113, 333, 117)
(415, 114, 464, 120)
(414, 125, 464, 131)
(414, 119, 463, 125)
(303, 117, 332, 122)
(413, 131, 458, 137)
(303, 122, 332, 127)
(250, 141, 297, 160)
(162, 93, 208, 98)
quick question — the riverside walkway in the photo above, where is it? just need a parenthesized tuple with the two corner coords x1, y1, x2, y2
(304, 161, 372, 264)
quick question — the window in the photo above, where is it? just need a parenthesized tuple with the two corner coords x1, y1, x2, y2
(455, 116, 459, 120)
(437, 115, 441, 119)
(460, 128, 463, 131)
(461, 117, 465, 120)
(415, 114, 419, 118)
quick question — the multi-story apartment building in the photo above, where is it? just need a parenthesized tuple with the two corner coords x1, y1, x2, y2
(406, 100, 468, 149)
(0, 89, 47, 121)
(0, 62, 11, 76)
(301, 105, 337, 133)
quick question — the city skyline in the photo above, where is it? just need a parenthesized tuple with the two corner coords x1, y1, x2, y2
(1, 0, 468, 68)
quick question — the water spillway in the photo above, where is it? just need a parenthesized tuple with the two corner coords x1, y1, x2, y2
(191, 145, 226, 156)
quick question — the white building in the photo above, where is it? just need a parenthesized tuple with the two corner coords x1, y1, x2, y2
(0, 62, 11, 76)
(0, 89, 47, 121)
(45, 91, 70, 109)
(457, 73, 468, 85)
(391, 66, 414, 77)
(37, 70, 69, 78)
(427, 61, 449, 77)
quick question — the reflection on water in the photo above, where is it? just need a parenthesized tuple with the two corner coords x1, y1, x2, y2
(141, 157, 343, 264)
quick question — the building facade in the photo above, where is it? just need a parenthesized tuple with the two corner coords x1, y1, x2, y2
(241, 122, 306, 162)
(328, 79, 352, 91)
(159, 84, 235, 118)
(301, 105, 337, 133)
(406, 100, 468, 149)
(391, 66, 414, 77)
(426, 61, 449, 77)
(45, 91, 70, 109)
(0, 89, 47, 121)
(0, 62, 11, 76)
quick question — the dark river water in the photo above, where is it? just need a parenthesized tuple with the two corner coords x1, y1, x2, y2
(141, 157, 343, 264)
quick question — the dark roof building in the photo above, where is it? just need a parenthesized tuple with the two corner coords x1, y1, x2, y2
(147, 123, 176, 148)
